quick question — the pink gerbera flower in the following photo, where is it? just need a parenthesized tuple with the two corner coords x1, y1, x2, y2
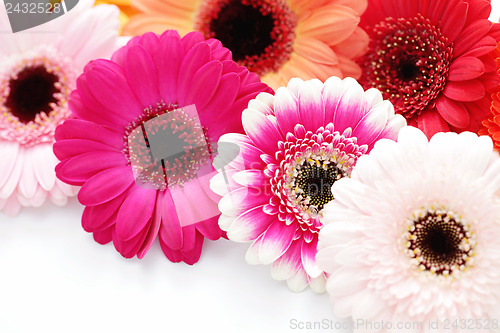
(357, 0, 500, 138)
(0, 1, 121, 216)
(210, 77, 406, 292)
(53, 31, 272, 263)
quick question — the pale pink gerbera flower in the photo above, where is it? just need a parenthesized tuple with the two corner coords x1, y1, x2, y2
(0, 1, 121, 216)
(317, 127, 500, 329)
(54, 31, 271, 263)
(210, 77, 406, 292)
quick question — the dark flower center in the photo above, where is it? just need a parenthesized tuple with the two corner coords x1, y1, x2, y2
(404, 208, 474, 276)
(196, 0, 297, 76)
(125, 103, 211, 190)
(5, 65, 60, 123)
(210, 0, 274, 60)
(358, 14, 453, 119)
(295, 163, 343, 211)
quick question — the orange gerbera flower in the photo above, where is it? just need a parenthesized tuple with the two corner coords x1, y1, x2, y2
(480, 41, 500, 151)
(123, 0, 369, 88)
(95, 0, 138, 31)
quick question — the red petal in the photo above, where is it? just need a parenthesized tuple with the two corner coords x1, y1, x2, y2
(440, 2, 468, 45)
(435, 96, 470, 128)
(453, 19, 492, 57)
(448, 57, 485, 81)
(443, 79, 485, 101)
(416, 108, 450, 139)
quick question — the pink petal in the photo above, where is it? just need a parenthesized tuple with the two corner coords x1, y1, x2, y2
(271, 240, 302, 280)
(137, 191, 163, 258)
(274, 87, 300, 136)
(33, 144, 56, 191)
(242, 109, 283, 155)
(115, 185, 157, 241)
(442, 79, 485, 102)
(156, 34, 185, 103)
(59, 151, 126, 183)
(181, 31, 205, 53)
(259, 219, 296, 265)
(18, 147, 37, 198)
(0, 141, 19, 188)
(78, 166, 134, 206)
(113, 224, 150, 258)
(218, 187, 271, 216)
(93, 226, 113, 245)
(298, 79, 325, 132)
(183, 61, 222, 109)
(124, 44, 160, 107)
(177, 43, 211, 102)
(195, 215, 223, 241)
(332, 78, 367, 133)
(0, 148, 23, 199)
(53, 139, 118, 161)
(159, 189, 183, 250)
(81, 192, 126, 232)
(227, 205, 275, 242)
(232, 170, 269, 188)
(68, 91, 118, 129)
(199, 73, 240, 128)
(84, 63, 143, 123)
(301, 238, 323, 278)
(448, 57, 485, 81)
(435, 96, 470, 128)
(54, 119, 122, 149)
(352, 101, 390, 146)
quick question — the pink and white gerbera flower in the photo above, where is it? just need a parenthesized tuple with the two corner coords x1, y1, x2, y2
(210, 77, 406, 292)
(54, 31, 271, 263)
(317, 127, 500, 329)
(0, 1, 121, 216)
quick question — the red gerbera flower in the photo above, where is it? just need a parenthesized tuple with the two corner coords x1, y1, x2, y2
(358, 0, 500, 138)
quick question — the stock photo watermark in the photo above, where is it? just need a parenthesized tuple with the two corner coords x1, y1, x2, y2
(2, 0, 78, 33)
(289, 318, 499, 331)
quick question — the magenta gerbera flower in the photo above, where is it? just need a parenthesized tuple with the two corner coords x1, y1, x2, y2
(357, 0, 500, 138)
(53, 31, 272, 263)
(210, 77, 406, 292)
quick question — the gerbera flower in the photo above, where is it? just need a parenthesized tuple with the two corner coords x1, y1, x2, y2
(357, 0, 500, 138)
(122, 0, 369, 89)
(480, 41, 500, 150)
(53, 30, 272, 263)
(317, 127, 500, 328)
(209, 77, 406, 292)
(0, 1, 120, 216)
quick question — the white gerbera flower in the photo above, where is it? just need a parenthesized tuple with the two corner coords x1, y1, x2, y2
(317, 126, 500, 331)
(0, 1, 121, 216)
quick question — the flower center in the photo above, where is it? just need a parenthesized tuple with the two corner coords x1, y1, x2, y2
(291, 158, 346, 212)
(195, 0, 297, 76)
(270, 125, 366, 226)
(124, 103, 211, 190)
(358, 14, 453, 118)
(0, 47, 77, 146)
(404, 205, 475, 277)
(5, 65, 60, 123)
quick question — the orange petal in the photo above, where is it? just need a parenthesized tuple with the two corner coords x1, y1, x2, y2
(123, 14, 193, 36)
(297, 4, 360, 46)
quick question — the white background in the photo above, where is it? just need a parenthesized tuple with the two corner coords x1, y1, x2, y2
(1, 4, 499, 333)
